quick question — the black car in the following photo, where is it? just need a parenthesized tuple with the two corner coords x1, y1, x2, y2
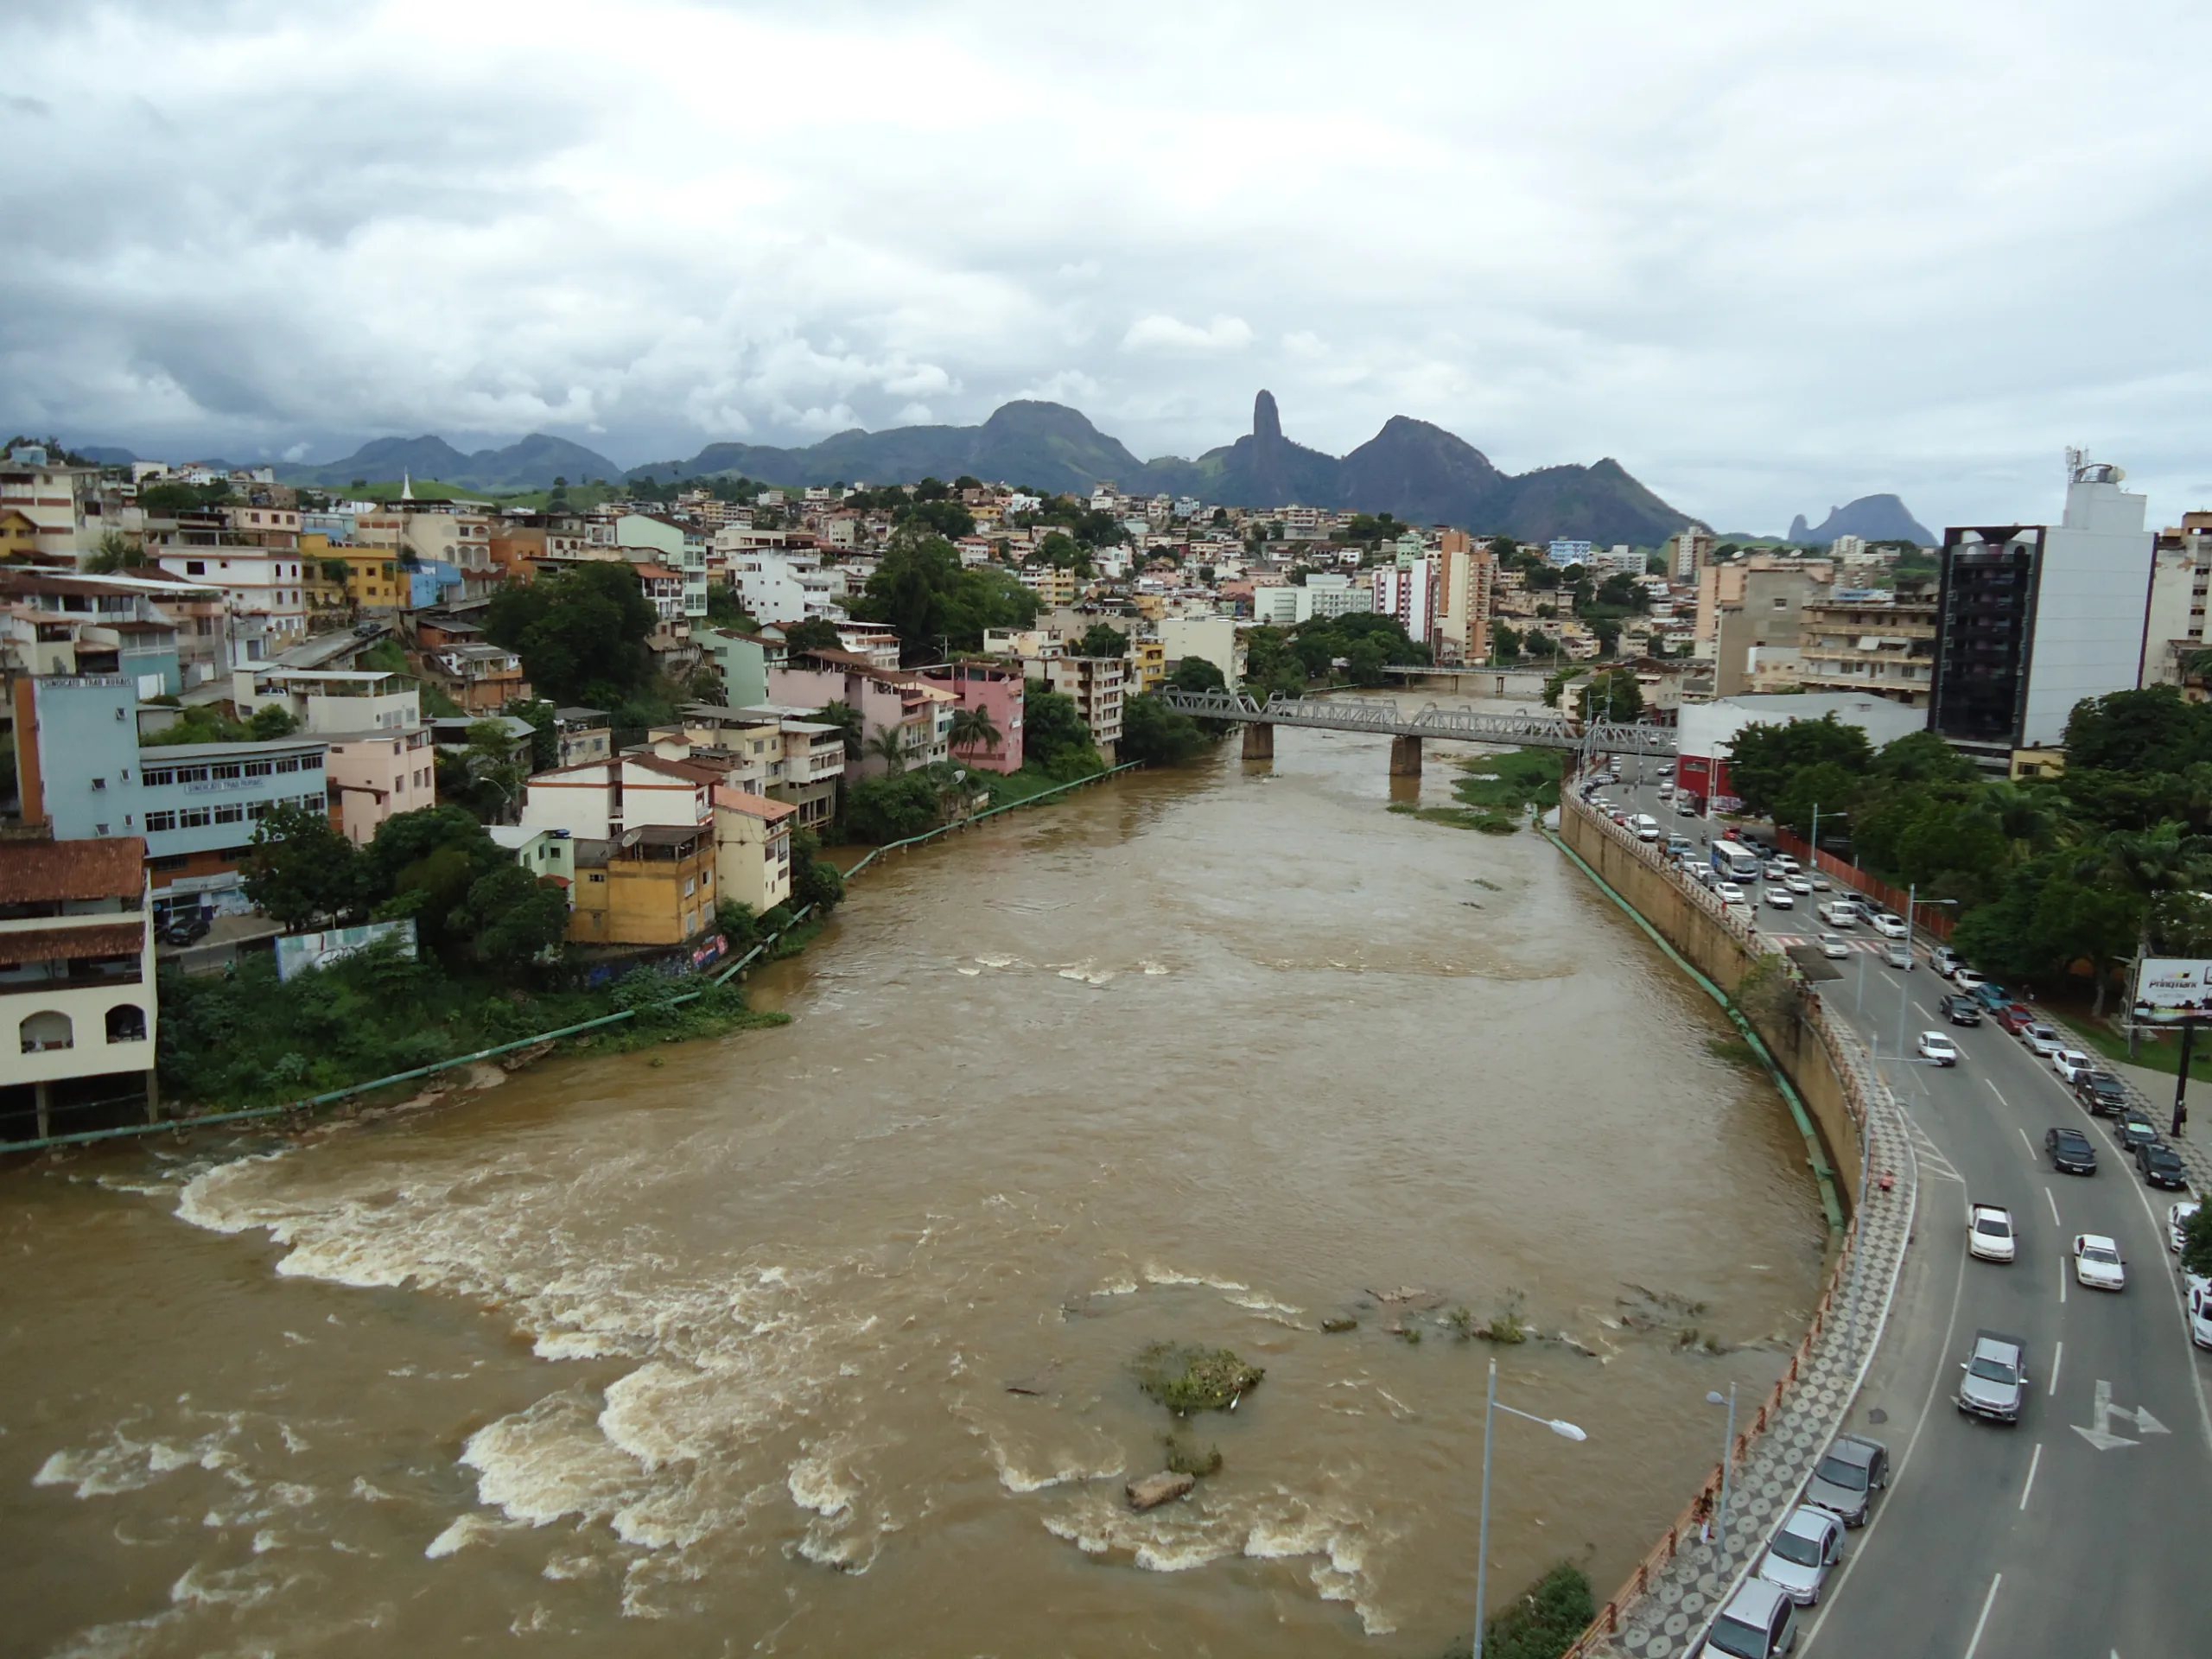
(2046, 1126, 2098, 1174)
(159, 911, 213, 947)
(2119, 1116, 2163, 1156)
(2138, 1140, 2191, 1190)
(2073, 1072, 2129, 1116)
(1939, 995, 1983, 1027)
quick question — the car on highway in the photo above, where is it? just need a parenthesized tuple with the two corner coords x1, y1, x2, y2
(1917, 1031, 1959, 1066)
(1815, 901, 1856, 928)
(2018, 1022, 2065, 1057)
(2119, 1116, 2163, 1156)
(1882, 940, 1912, 969)
(2046, 1126, 2098, 1174)
(2137, 1140, 2190, 1190)
(1677, 797, 1701, 817)
(1756, 1505, 1846, 1607)
(1939, 994, 1983, 1026)
(1952, 968, 1987, 992)
(1809, 872, 1831, 891)
(1805, 1433, 1889, 1527)
(1870, 914, 1909, 940)
(1658, 781, 1675, 800)
(2173, 1200, 2202, 1252)
(1771, 854, 1800, 873)
(2074, 1233, 2126, 1290)
(2075, 1071, 2129, 1116)
(1969, 981, 2012, 1009)
(2192, 1284, 2212, 1352)
(1715, 882, 1747, 906)
(1783, 874, 1814, 895)
(1764, 888, 1796, 910)
(1967, 1201, 2017, 1262)
(1703, 1578, 1800, 1658)
(1956, 1329, 2030, 1422)
(1932, 946, 1963, 977)
(2051, 1048, 2094, 1084)
(1818, 934, 1851, 959)
(1994, 1004, 2037, 1035)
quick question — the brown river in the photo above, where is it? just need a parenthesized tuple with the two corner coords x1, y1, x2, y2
(2, 717, 1827, 1658)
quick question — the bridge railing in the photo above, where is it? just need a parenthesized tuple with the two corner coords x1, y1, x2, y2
(1153, 689, 1676, 755)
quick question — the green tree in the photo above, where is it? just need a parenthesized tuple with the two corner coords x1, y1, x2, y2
(948, 705, 1002, 756)
(1774, 761, 1867, 841)
(82, 531, 143, 574)
(782, 617, 845, 653)
(862, 725, 925, 773)
(2178, 1201, 2212, 1281)
(1573, 667, 1643, 723)
(1076, 622, 1128, 658)
(1167, 656, 1228, 694)
(1872, 729, 1980, 785)
(845, 770, 943, 842)
(241, 803, 364, 929)
(1595, 572, 1651, 613)
(453, 863, 569, 970)
(1119, 693, 1211, 767)
(360, 806, 507, 957)
(810, 700, 864, 760)
(1022, 686, 1093, 771)
(1725, 715, 1874, 820)
(456, 718, 530, 822)
(484, 562, 658, 705)
(789, 829, 843, 912)
(2063, 684, 2212, 775)
(505, 697, 558, 771)
(246, 705, 299, 740)
(1489, 620, 1522, 664)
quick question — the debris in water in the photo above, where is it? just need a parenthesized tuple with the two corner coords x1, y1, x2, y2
(1320, 1316, 1358, 1334)
(1126, 1470, 1196, 1511)
(1131, 1343, 1264, 1415)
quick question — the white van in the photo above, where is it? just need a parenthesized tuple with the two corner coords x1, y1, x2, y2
(1817, 900, 1858, 928)
(1631, 813, 1662, 842)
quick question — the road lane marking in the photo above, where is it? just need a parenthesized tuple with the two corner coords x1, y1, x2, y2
(2018, 1442, 2042, 1510)
(2058, 1256, 2066, 1305)
(1988, 1080, 2012, 1109)
(2016, 1126, 2037, 1162)
(2049, 1340, 2063, 1397)
(2113, 1145, 2212, 1456)
(1963, 1573, 2002, 1659)
(2045, 1186, 2061, 1227)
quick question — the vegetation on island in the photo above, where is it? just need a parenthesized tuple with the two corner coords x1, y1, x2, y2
(1131, 1343, 1265, 1414)
(1440, 1562, 1599, 1659)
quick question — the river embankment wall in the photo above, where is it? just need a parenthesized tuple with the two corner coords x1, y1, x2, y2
(1559, 798, 1866, 1213)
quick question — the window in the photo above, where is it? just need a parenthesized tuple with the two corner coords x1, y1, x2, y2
(276, 757, 300, 773)
(185, 560, 206, 575)
(21, 1011, 73, 1053)
(245, 761, 273, 778)
(300, 753, 321, 771)
(214, 804, 244, 824)
(588, 873, 606, 883)
(211, 764, 243, 781)
(142, 768, 175, 787)
(180, 807, 212, 829)
(145, 810, 178, 832)
(175, 766, 209, 784)
(246, 801, 270, 820)
(105, 1005, 147, 1044)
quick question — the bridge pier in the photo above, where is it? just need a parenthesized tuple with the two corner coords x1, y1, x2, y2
(1389, 734, 1422, 777)
(1242, 722, 1274, 761)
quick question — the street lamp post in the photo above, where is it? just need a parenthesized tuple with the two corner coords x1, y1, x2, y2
(1706, 1384, 1738, 1553)
(1893, 887, 1961, 1059)
(1474, 1357, 1588, 1659)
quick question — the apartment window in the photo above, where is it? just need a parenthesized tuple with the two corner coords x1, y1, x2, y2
(211, 763, 243, 781)
(175, 766, 209, 784)
(246, 802, 270, 820)
(144, 810, 178, 832)
(245, 761, 274, 778)
(276, 757, 301, 773)
(142, 768, 175, 787)
(393, 776, 405, 792)
(588, 873, 606, 884)
(180, 808, 212, 829)
(214, 804, 245, 824)
(186, 560, 206, 575)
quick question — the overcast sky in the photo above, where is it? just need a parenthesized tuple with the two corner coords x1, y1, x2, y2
(4, 0, 2209, 534)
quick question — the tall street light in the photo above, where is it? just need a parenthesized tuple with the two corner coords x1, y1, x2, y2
(1892, 887, 1961, 1058)
(1706, 1385, 1738, 1554)
(1474, 1357, 1588, 1659)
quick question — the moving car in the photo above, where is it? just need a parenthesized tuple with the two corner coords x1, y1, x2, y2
(1956, 1329, 2029, 1422)
(2051, 1049, 2094, 1084)
(1810, 873, 1831, 891)
(1678, 797, 1702, 817)
(1805, 1433, 1889, 1527)
(2018, 1022, 2064, 1057)
(2073, 1233, 2126, 1290)
(1917, 1031, 1959, 1066)
(1967, 1202, 2016, 1263)
(1764, 888, 1796, 910)
(1818, 934, 1851, 959)
(1883, 941, 1912, 969)
(2075, 1071, 2129, 1116)
(2172, 1199, 2202, 1253)
(1715, 882, 1747, 906)
(1784, 874, 1814, 895)
(2046, 1126, 2098, 1174)
(1755, 1506, 1846, 1607)
(1705, 1578, 1799, 1658)
(1931, 946, 1962, 977)
(2137, 1140, 2190, 1190)
(1871, 914, 1910, 940)
(2119, 1116, 2162, 1156)
(1815, 901, 1857, 928)
(1939, 995, 1983, 1027)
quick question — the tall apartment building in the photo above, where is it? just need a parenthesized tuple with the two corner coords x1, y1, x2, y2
(1796, 590, 1938, 706)
(0, 446, 99, 559)
(1669, 528, 1715, 580)
(1929, 456, 2156, 758)
(1708, 559, 1835, 696)
(2140, 511, 2212, 689)
(1041, 655, 1126, 760)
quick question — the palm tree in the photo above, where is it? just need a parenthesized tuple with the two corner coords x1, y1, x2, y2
(948, 705, 1002, 758)
(1971, 782, 2056, 861)
(811, 701, 863, 760)
(863, 725, 925, 773)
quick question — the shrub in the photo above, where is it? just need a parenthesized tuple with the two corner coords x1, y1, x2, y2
(1132, 1343, 1264, 1414)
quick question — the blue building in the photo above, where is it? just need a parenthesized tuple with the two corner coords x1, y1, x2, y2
(408, 560, 465, 609)
(1548, 539, 1595, 569)
(138, 737, 334, 918)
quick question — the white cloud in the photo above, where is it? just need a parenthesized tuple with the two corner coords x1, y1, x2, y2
(1120, 315, 1255, 354)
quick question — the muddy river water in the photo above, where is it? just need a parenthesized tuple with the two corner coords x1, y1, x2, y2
(2, 718, 1827, 1658)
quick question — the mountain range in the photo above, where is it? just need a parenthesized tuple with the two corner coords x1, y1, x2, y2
(284, 433, 627, 494)
(1788, 494, 1934, 547)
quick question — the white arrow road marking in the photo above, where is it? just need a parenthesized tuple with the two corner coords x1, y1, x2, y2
(2072, 1379, 2164, 1449)
(2131, 1405, 2171, 1436)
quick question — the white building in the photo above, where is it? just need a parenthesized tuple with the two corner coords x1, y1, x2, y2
(153, 543, 308, 660)
(717, 540, 845, 626)
(1675, 692, 1929, 812)
(1159, 614, 1241, 683)
(1548, 539, 1594, 569)
(2139, 512, 2212, 689)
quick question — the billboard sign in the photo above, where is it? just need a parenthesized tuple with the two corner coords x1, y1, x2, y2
(2132, 957, 2212, 1023)
(275, 918, 420, 982)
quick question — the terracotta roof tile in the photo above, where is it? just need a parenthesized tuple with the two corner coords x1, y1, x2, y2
(0, 921, 145, 966)
(0, 839, 146, 904)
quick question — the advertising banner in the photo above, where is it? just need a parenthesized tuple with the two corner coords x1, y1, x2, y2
(275, 918, 420, 982)
(2132, 957, 2212, 1023)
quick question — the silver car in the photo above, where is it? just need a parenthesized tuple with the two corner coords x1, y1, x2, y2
(1704, 1578, 1799, 1657)
(1757, 1505, 1845, 1605)
(1804, 1432, 1888, 1526)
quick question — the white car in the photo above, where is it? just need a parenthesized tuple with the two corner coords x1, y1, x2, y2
(2051, 1049, 2094, 1084)
(2019, 1023, 2063, 1058)
(2192, 1284, 2212, 1352)
(1917, 1031, 1959, 1066)
(2073, 1234, 2126, 1292)
(1871, 914, 1910, 940)
(1715, 882, 1747, 906)
(1816, 902, 1856, 929)
(1953, 969, 1986, 991)
(1784, 874, 1814, 895)
(1756, 1504, 1845, 1606)
(1967, 1202, 2017, 1263)
(2172, 1200, 2202, 1254)
(1810, 873, 1831, 891)
(1772, 855, 1800, 874)
(1932, 947, 1963, 977)
(1818, 934, 1850, 959)
(1765, 888, 1796, 910)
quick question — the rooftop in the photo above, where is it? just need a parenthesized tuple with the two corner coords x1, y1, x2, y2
(0, 838, 147, 904)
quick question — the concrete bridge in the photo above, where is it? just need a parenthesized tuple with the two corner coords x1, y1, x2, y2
(1378, 663, 1548, 699)
(1156, 688, 1677, 775)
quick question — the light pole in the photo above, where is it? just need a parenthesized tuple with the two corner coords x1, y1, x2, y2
(1474, 1357, 1588, 1659)
(1893, 887, 1961, 1058)
(1706, 1385, 1738, 1553)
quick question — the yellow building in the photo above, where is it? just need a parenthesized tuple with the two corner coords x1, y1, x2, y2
(569, 825, 717, 945)
(321, 543, 408, 609)
(1127, 637, 1166, 695)
(0, 506, 41, 563)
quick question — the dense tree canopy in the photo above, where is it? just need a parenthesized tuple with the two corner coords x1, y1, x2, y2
(844, 532, 1040, 658)
(485, 561, 658, 706)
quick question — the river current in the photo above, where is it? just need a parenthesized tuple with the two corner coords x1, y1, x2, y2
(3, 718, 1825, 1657)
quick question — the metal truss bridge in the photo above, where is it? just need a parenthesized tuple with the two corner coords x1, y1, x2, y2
(1155, 688, 1679, 758)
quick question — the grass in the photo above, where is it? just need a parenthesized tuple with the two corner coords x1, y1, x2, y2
(1443, 1562, 1597, 1659)
(982, 766, 1082, 810)
(1389, 802, 1518, 834)
(1452, 748, 1563, 814)
(2053, 1013, 2212, 1085)
(1707, 1036, 1764, 1069)
(1131, 1343, 1264, 1414)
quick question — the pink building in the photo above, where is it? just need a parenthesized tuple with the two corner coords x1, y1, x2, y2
(918, 662, 1026, 773)
(768, 651, 953, 779)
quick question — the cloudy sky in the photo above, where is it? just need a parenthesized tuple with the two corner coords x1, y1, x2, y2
(4, 0, 2208, 533)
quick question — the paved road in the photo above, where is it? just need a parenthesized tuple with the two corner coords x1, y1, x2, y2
(1583, 768, 2212, 1657)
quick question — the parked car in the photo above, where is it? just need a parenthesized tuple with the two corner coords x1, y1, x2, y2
(1678, 797, 1702, 817)
(1818, 934, 1851, 959)
(2118, 1116, 2163, 1156)
(1756, 1505, 1846, 1607)
(1939, 995, 1983, 1027)
(2137, 1140, 2190, 1190)
(2017, 1022, 2063, 1057)
(1956, 1329, 2030, 1422)
(1804, 1433, 1889, 1527)
(2173, 1200, 2202, 1253)
(2051, 1049, 2094, 1084)
(1952, 968, 1987, 992)
(2046, 1126, 2098, 1174)
(2073, 1233, 2126, 1291)
(1704, 1578, 1800, 1658)
(2075, 1071, 2129, 1116)
(1917, 1031, 1959, 1066)
(159, 910, 212, 947)
(1871, 914, 1910, 940)
(1764, 888, 1796, 910)
(1995, 1005, 2038, 1036)
(1883, 941, 1912, 969)
(1932, 946, 1962, 977)
(1967, 1201, 2017, 1263)
(1969, 981, 2012, 1008)
(2192, 1284, 2212, 1352)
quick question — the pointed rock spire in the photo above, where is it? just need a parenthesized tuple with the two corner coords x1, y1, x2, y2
(1253, 388, 1283, 446)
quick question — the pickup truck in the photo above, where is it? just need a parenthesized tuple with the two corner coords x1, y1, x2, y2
(1957, 1330, 2030, 1423)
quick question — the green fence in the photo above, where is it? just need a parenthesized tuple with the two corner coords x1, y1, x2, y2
(10, 761, 1142, 1155)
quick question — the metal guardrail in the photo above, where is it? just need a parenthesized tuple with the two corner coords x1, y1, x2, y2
(1156, 688, 1677, 755)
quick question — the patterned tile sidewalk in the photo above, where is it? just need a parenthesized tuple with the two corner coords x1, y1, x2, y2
(1559, 801, 1919, 1658)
